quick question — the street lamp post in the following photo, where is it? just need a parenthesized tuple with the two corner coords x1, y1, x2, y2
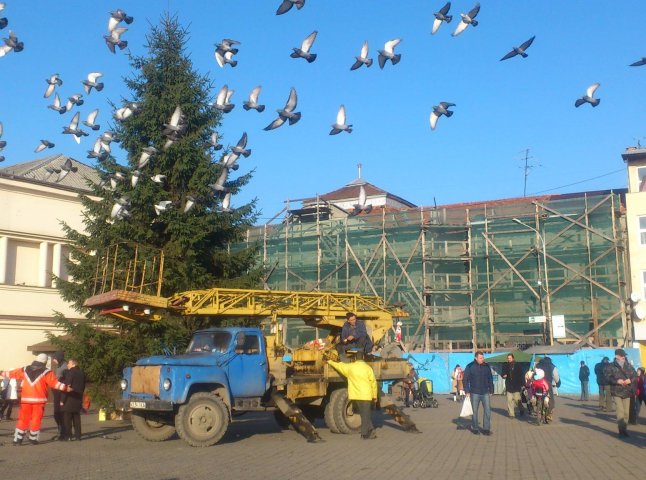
(513, 218, 554, 346)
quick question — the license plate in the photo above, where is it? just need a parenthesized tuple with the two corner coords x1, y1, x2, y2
(130, 401, 146, 409)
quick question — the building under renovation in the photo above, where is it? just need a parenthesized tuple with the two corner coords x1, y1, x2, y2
(237, 174, 631, 352)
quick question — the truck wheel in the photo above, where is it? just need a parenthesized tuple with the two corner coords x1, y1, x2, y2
(324, 390, 341, 433)
(330, 388, 361, 434)
(176, 392, 229, 447)
(131, 412, 176, 442)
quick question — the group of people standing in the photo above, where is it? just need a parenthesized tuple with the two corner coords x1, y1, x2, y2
(1, 352, 85, 445)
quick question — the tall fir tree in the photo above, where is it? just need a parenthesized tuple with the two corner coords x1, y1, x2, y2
(53, 16, 260, 402)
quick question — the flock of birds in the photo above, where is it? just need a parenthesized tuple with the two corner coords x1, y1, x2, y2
(0, 1, 645, 217)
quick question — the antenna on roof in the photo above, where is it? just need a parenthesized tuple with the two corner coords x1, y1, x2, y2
(518, 148, 541, 197)
(357, 162, 362, 179)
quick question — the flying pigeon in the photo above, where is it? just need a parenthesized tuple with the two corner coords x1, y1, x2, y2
(44, 74, 63, 98)
(82, 72, 104, 94)
(377, 39, 402, 69)
(62, 112, 89, 143)
(34, 139, 55, 153)
(264, 87, 301, 131)
(0, 121, 5, 150)
(110, 197, 131, 220)
(98, 131, 118, 152)
(154, 200, 173, 216)
(215, 38, 239, 55)
(108, 9, 133, 32)
(114, 102, 141, 121)
(208, 132, 223, 150)
(184, 195, 197, 213)
(213, 85, 235, 113)
(276, 0, 305, 15)
(221, 192, 233, 213)
(137, 146, 158, 169)
(243, 86, 265, 112)
(575, 83, 601, 108)
(215, 39, 240, 68)
(87, 137, 107, 160)
(104, 27, 128, 53)
(65, 94, 84, 112)
(209, 168, 229, 192)
(162, 106, 187, 149)
(82, 109, 100, 130)
(291, 31, 318, 63)
(56, 158, 78, 182)
(432, 2, 453, 34)
(221, 153, 240, 171)
(452, 3, 480, 37)
(629, 57, 646, 67)
(0, 3, 7, 30)
(162, 106, 185, 135)
(350, 41, 372, 70)
(108, 172, 126, 190)
(230, 132, 252, 161)
(151, 174, 166, 184)
(48, 93, 67, 114)
(500, 36, 535, 61)
(131, 170, 140, 188)
(349, 185, 372, 216)
(430, 102, 455, 130)
(1, 30, 23, 54)
(330, 105, 352, 135)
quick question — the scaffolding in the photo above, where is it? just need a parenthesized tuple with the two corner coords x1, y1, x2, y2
(235, 191, 630, 351)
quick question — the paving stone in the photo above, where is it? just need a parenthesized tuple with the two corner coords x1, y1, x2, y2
(0, 395, 644, 479)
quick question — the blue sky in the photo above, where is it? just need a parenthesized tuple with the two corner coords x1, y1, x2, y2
(0, 1, 643, 221)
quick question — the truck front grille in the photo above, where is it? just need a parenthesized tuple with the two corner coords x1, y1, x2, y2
(131, 366, 161, 395)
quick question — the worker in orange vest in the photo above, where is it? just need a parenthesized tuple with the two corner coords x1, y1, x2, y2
(1, 353, 71, 446)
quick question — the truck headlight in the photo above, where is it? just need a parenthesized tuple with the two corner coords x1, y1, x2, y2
(162, 378, 172, 391)
(120, 379, 128, 391)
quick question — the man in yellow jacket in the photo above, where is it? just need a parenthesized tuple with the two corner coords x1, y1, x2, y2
(327, 350, 378, 439)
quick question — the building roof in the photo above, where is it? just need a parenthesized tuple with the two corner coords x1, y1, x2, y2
(0, 154, 101, 193)
(302, 177, 417, 208)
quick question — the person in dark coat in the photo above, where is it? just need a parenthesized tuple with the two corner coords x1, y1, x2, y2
(605, 349, 637, 437)
(51, 351, 68, 440)
(594, 357, 612, 411)
(61, 358, 86, 441)
(501, 354, 525, 417)
(579, 360, 590, 401)
(463, 351, 494, 436)
(337, 312, 373, 357)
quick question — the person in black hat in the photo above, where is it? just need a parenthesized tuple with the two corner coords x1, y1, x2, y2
(605, 348, 637, 437)
(50, 351, 68, 440)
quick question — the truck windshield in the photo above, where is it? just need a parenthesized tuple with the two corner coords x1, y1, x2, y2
(187, 332, 232, 354)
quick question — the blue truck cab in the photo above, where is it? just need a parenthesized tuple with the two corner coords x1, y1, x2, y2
(118, 327, 269, 447)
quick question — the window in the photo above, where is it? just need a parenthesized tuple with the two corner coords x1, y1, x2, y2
(640, 217, 646, 245)
(187, 331, 231, 354)
(638, 167, 646, 192)
(235, 332, 260, 354)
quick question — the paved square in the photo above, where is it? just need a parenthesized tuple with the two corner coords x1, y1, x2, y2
(0, 395, 644, 479)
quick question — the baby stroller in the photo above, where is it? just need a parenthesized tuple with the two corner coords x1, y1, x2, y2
(412, 377, 439, 409)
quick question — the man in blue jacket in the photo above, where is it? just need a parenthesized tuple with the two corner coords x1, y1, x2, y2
(463, 351, 494, 436)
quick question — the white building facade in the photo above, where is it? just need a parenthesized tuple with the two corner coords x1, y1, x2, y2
(0, 155, 99, 368)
